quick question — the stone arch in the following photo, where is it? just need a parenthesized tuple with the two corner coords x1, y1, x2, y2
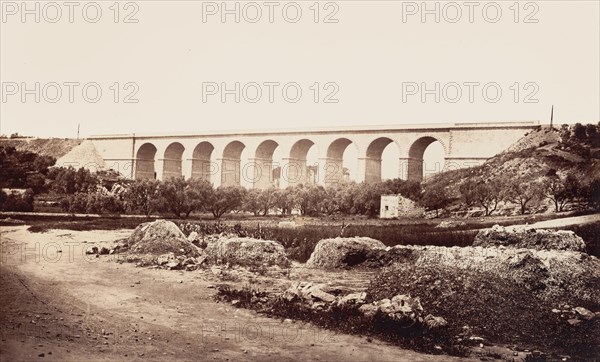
(162, 142, 185, 180)
(286, 139, 316, 186)
(191, 142, 215, 182)
(135, 143, 157, 180)
(221, 141, 245, 186)
(253, 140, 279, 189)
(407, 136, 446, 182)
(325, 138, 356, 186)
(365, 137, 399, 183)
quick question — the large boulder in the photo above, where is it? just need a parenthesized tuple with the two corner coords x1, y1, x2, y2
(306, 237, 387, 269)
(125, 220, 200, 256)
(474, 225, 586, 252)
(204, 237, 290, 267)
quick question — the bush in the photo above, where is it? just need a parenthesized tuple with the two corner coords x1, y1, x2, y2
(61, 192, 124, 215)
(0, 189, 34, 212)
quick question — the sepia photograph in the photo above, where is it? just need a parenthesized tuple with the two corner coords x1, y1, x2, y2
(1, 1, 599, 361)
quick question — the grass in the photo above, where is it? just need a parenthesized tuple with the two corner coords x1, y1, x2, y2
(12, 214, 599, 261)
(177, 221, 478, 262)
(367, 263, 600, 360)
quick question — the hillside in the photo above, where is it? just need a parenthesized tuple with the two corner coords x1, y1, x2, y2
(0, 138, 81, 160)
(425, 124, 600, 214)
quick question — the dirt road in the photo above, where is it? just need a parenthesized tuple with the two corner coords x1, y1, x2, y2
(525, 213, 600, 229)
(0, 226, 464, 362)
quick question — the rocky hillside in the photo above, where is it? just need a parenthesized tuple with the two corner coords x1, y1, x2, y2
(0, 138, 81, 160)
(425, 124, 600, 214)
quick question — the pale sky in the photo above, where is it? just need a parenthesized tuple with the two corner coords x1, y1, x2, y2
(1, 0, 599, 141)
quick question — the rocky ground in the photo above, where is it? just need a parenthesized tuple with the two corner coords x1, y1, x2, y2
(0, 225, 464, 362)
(2, 220, 599, 361)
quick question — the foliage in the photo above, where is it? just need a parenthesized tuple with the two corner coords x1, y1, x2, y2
(123, 178, 161, 217)
(60, 192, 124, 214)
(47, 166, 99, 194)
(0, 189, 34, 212)
(155, 177, 213, 218)
(419, 183, 452, 217)
(0, 146, 55, 191)
(542, 174, 580, 212)
(208, 186, 246, 218)
(504, 176, 544, 215)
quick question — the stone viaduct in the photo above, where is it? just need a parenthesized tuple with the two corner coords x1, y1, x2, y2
(88, 121, 539, 188)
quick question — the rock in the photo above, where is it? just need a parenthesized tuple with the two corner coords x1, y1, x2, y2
(182, 257, 197, 266)
(282, 282, 336, 305)
(165, 261, 181, 270)
(125, 220, 200, 256)
(306, 237, 387, 269)
(204, 237, 290, 268)
(338, 292, 367, 306)
(424, 314, 448, 329)
(359, 303, 379, 317)
(473, 225, 586, 252)
(187, 231, 199, 242)
(567, 318, 581, 326)
(86, 246, 99, 255)
(308, 288, 336, 303)
(573, 307, 595, 320)
(210, 266, 222, 275)
(157, 253, 175, 266)
(99, 247, 110, 255)
(359, 294, 423, 325)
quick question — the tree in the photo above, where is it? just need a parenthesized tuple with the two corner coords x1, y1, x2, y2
(543, 174, 579, 212)
(581, 179, 600, 210)
(383, 179, 422, 201)
(208, 186, 245, 218)
(123, 179, 161, 217)
(504, 177, 543, 215)
(292, 184, 325, 216)
(353, 182, 388, 217)
(0, 146, 55, 189)
(459, 179, 479, 209)
(472, 179, 503, 216)
(573, 123, 587, 140)
(275, 187, 296, 215)
(420, 184, 452, 217)
(48, 166, 98, 194)
(156, 177, 213, 218)
(586, 123, 600, 147)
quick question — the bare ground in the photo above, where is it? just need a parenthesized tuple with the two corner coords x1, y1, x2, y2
(0, 226, 469, 362)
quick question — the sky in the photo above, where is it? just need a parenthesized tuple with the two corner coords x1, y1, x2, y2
(1, 1, 599, 179)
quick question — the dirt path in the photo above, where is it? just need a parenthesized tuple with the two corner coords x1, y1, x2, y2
(0, 226, 467, 362)
(519, 214, 600, 229)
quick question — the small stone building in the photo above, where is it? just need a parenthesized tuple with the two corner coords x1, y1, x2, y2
(380, 194, 424, 219)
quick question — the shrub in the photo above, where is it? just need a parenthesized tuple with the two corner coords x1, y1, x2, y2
(0, 189, 34, 212)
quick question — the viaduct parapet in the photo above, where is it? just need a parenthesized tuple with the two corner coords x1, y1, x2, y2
(87, 121, 540, 188)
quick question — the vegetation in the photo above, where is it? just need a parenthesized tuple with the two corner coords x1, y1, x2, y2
(2, 123, 599, 218)
(367, 264, 600, 360)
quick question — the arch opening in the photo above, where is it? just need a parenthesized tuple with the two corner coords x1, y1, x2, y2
(286, 139, 317, 186)
(135, 143, 157, 180)
(407, 137, 446, 182)
(191, 142, 215, 183)
(325, 138, 356, 186)
(162, 142, 185, 180)
(253, 140, 280, 189)
(365, 137, 400, 183)
(221, 141, 245, 186)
